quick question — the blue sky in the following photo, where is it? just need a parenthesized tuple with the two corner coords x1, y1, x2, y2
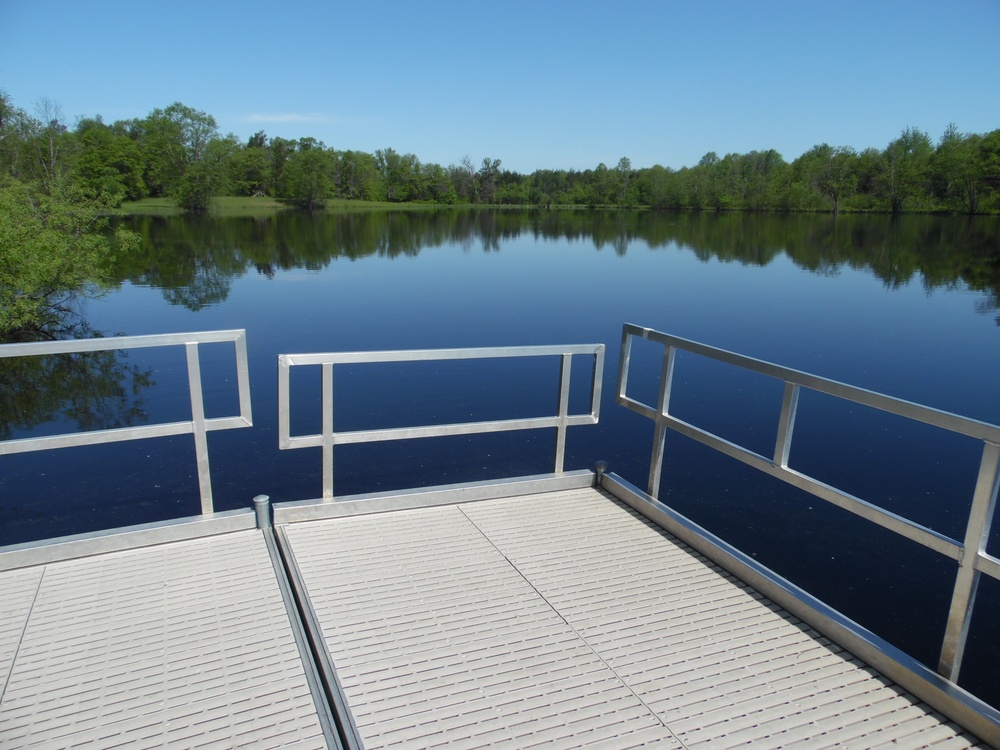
(1, 0, 998, 174)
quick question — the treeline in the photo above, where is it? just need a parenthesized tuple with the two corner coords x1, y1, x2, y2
(1, 91, 998, 213)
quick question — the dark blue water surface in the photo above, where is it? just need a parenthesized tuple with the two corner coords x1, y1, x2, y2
(2, 210, 999, 706)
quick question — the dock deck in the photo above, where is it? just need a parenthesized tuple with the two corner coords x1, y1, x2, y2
(1, 482, 988, 749)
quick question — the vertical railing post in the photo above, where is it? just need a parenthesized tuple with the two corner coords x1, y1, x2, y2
(647, 345, 676, 499)
(234, 330, 253, 423)
(322, 363, 334, 500)
(939, 440, 1000, 681)
(774, 382, 800, 468)
(553, 353, 572, 473)
(616, 329, 633, 404)
(185, 341, 214, 514)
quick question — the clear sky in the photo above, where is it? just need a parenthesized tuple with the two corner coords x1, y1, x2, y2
(1, 0, 998, 174)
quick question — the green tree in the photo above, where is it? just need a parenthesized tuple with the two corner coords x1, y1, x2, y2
(451, 157, 477, 202)
(375, 147, 423, 202)
(421, 162, 457, 203)
(268, 136, 295, 198)
(74, 117, 146, 202)
(615, 156, 634, 207)
(477, 157, 502, 203)
(284, 142, 333, 209)
(795, 144, 858, 213)
(0, 90, 37, 179)
(339, 150, 381, 200)
(878, 127, 933, 213)
(638, 165, 681, 209)
(0, 180, 138, 340)
(130, 102, 218, 205)
(934, 124, 984, 214)
(228, 141, 271, 196)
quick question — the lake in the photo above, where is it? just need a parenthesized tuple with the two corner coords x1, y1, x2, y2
(2, 209, 999, 707)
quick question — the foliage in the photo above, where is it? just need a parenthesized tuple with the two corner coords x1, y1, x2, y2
(0, 179, 138, 340)
(73, 117, 146, 203)
(283, 144, 334, 209)
(1, 89, 999, 215)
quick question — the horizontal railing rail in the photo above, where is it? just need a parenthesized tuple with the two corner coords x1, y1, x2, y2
(278, 343, 605, 500)
(0, 330, 253, 514)
(616, 322, 1000, 686)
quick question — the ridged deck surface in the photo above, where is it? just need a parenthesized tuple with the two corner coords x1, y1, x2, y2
(1, 487, 989, 749)
(283, 486, 985, 749)
(0, 530, 328, 749)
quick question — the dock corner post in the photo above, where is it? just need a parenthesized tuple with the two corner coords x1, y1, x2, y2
(595, 460, 609, 487)
(253, 494, 272, 529)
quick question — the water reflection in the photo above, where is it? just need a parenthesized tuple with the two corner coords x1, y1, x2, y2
(0, 332, 154, 440)
(115, 211, 1000, 321)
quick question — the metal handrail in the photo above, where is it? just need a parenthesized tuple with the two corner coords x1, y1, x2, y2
(278, 343, 605, 500)
(0, 330, 253, 514)
(616, 322, 1000, 686)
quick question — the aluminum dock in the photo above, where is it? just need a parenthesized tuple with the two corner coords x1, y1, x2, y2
(1, 475, 993, 749)
(2, 325, 999, 748)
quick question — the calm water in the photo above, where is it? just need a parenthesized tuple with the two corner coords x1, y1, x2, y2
(3, 210, 1000, 705)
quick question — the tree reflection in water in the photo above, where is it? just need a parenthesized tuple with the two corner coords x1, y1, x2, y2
(0, 324, 154, 441)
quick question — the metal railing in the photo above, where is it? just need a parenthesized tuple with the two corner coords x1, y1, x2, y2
(278, 343, 605, 500)
(0, 330, 253, 514)
(616, 323, 1000, 685)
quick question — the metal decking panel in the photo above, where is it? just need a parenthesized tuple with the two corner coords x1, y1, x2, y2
(0, 568, 43, 697)
(0, 530, 329, 750)
(283, 503, 681, 749)
(283, 486, 986, 749)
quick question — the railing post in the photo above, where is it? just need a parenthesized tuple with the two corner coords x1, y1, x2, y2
(774, 382, 800, 468)
(939, 440, 1000, 681)
(322, 363, 334, 500)
(554, 354, 572, 473)
(617, 329, 633, 403)
(647, 345, 676, 499)
(185, 341, 214, 514)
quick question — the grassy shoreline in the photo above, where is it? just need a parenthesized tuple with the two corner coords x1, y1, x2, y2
(114, 196, 1000, 218)
(114, 196, 476, 217)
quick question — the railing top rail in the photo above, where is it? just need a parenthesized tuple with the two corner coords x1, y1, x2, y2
(623, 323, 1000, 444)
(280, 343, 604, 367)
(0, 329, 248, 358)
